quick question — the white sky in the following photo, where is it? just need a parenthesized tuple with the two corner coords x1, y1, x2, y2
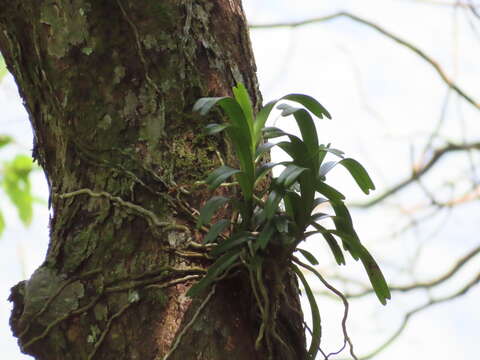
(1, 0, 479, 359)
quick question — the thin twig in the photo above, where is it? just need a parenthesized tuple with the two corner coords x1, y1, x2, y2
(350, 142, 480, 208)
(344, 244, 480, 298)
(250, 11, 480, 112)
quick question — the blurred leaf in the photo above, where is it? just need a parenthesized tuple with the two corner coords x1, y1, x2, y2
(187, 250, 240, 297)
(277, 164, 308, 187)
(265, 189, 283, 219)
(297, 248, 319, 265)
(2, 155, 35, 226)
(197, 196, 229, 228)
(233, 83, 254, 137)
(310, 222, 345, 265)
(339, 158, 375, 194)
(210, 231, 251, 257)
(204, 219, 230, 244)
(315, 181, 345, 202)
(0, 135, 13, 149)
(0, 211, 5, 237)
(205, 165, 241, 190)
(204, 123, 230, 135)
(256, 222, 275, 250)
(0, 56, 8, 81)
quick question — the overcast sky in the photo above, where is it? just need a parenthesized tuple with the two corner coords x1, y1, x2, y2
(1, 1, 479, 359)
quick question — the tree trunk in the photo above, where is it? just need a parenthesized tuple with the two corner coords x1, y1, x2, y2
(0, 1, 306, 359)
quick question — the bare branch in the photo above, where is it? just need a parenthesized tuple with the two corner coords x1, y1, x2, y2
(345, 244, 480, 298)
(354, 272, 480, 359)
(350, 142, 480, 208)
(250, 11, 480, 112)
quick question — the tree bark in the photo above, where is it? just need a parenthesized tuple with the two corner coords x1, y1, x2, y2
(1, 1, 306, 359)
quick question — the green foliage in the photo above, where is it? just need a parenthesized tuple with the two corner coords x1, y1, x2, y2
(0, 55, 8, 82)
(190, 83, 390, 355)
(0, 140, 37, 237)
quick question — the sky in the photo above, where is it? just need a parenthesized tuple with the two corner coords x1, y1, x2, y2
(1, 0, 479, 359)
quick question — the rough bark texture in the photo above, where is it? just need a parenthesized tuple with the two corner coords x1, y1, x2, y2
(1, 1, 306, 359)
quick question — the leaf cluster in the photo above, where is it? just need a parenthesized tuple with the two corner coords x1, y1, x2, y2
(189, 84, 390, 357)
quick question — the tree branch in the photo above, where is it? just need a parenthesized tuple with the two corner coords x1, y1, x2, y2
(249, 11, 480, 112)
(350, 142, 480, 208)
(344, 244, 480, 298)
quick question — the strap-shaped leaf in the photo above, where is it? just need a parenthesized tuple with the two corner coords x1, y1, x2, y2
(357, 247, 391, 305)
(233, 83, 254, 137)
(193, 96, 229, 115)
(255, 222, 276, 250)
(262, 126, 290, 139)
(253, 101, 276, 145)
(204, 123, 230, 135)
(255, 142, 276, 159)
(277, 105, 319, 169)
(292, 264, 322, 360)
(319, 161, 338, 178)
(254, 161, 288, 184)
(205, 165, 241, 190)
(210, 231, 251, 257)
(282, 93, 332, 119)
(203, 219, 230, 243)
(265, 189, 283, 219)
(339, 158, 375, 194)
(297, 248, 319, 266)
(197, 196, 229, 228)
(187, 250, 241, 297)
(310, 222, 346, 265)
(316, 181, 345, 202)
(277, 164, 308, 187)
(335, 233, 391, 305)
(313, 197, 329, 208)
(319, 144, 345, 158)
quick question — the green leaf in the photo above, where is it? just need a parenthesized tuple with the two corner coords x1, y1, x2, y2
(204, 219, 230, 243)
(282, 93, 332, 119)
(313, 197, 329, 208)
(262, 126, 290, 139)
(297, 248, 319, 265)
(233, 83, 254, 136)
(338, 158, 375, 194)
(0, 56, 8, 81)
(187, 250, 241, 297)
(0, 211, 5, 237)
(277, 105, 319, 169)
(265, 190, 283, 219)
(357, 248, 391, 305)
(3, 156, 34, 225)
(254, 161, 287, 185)
(277, 164, 308, 187)
(310, 222, 345, 265)
(253, 101, 276, 146)
(193, 96, 229, 115)
(197, 196, 229, 228)
(319, 161, 338, 177)
(319, 144, 345, 158)
(0, 135, 13, 149)
(292, 264, 322, 360)
(256, 222, 276, 250)
(255, 142, 276, 160)
(315, 181, 345, 202)
(210, 231, 251, 257)
(330, 203, 361, 259)
(205, 165, 241, 190)
(204, 123, 230, 135)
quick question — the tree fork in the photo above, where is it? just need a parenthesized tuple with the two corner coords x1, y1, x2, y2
(0, 1, 306, 359)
